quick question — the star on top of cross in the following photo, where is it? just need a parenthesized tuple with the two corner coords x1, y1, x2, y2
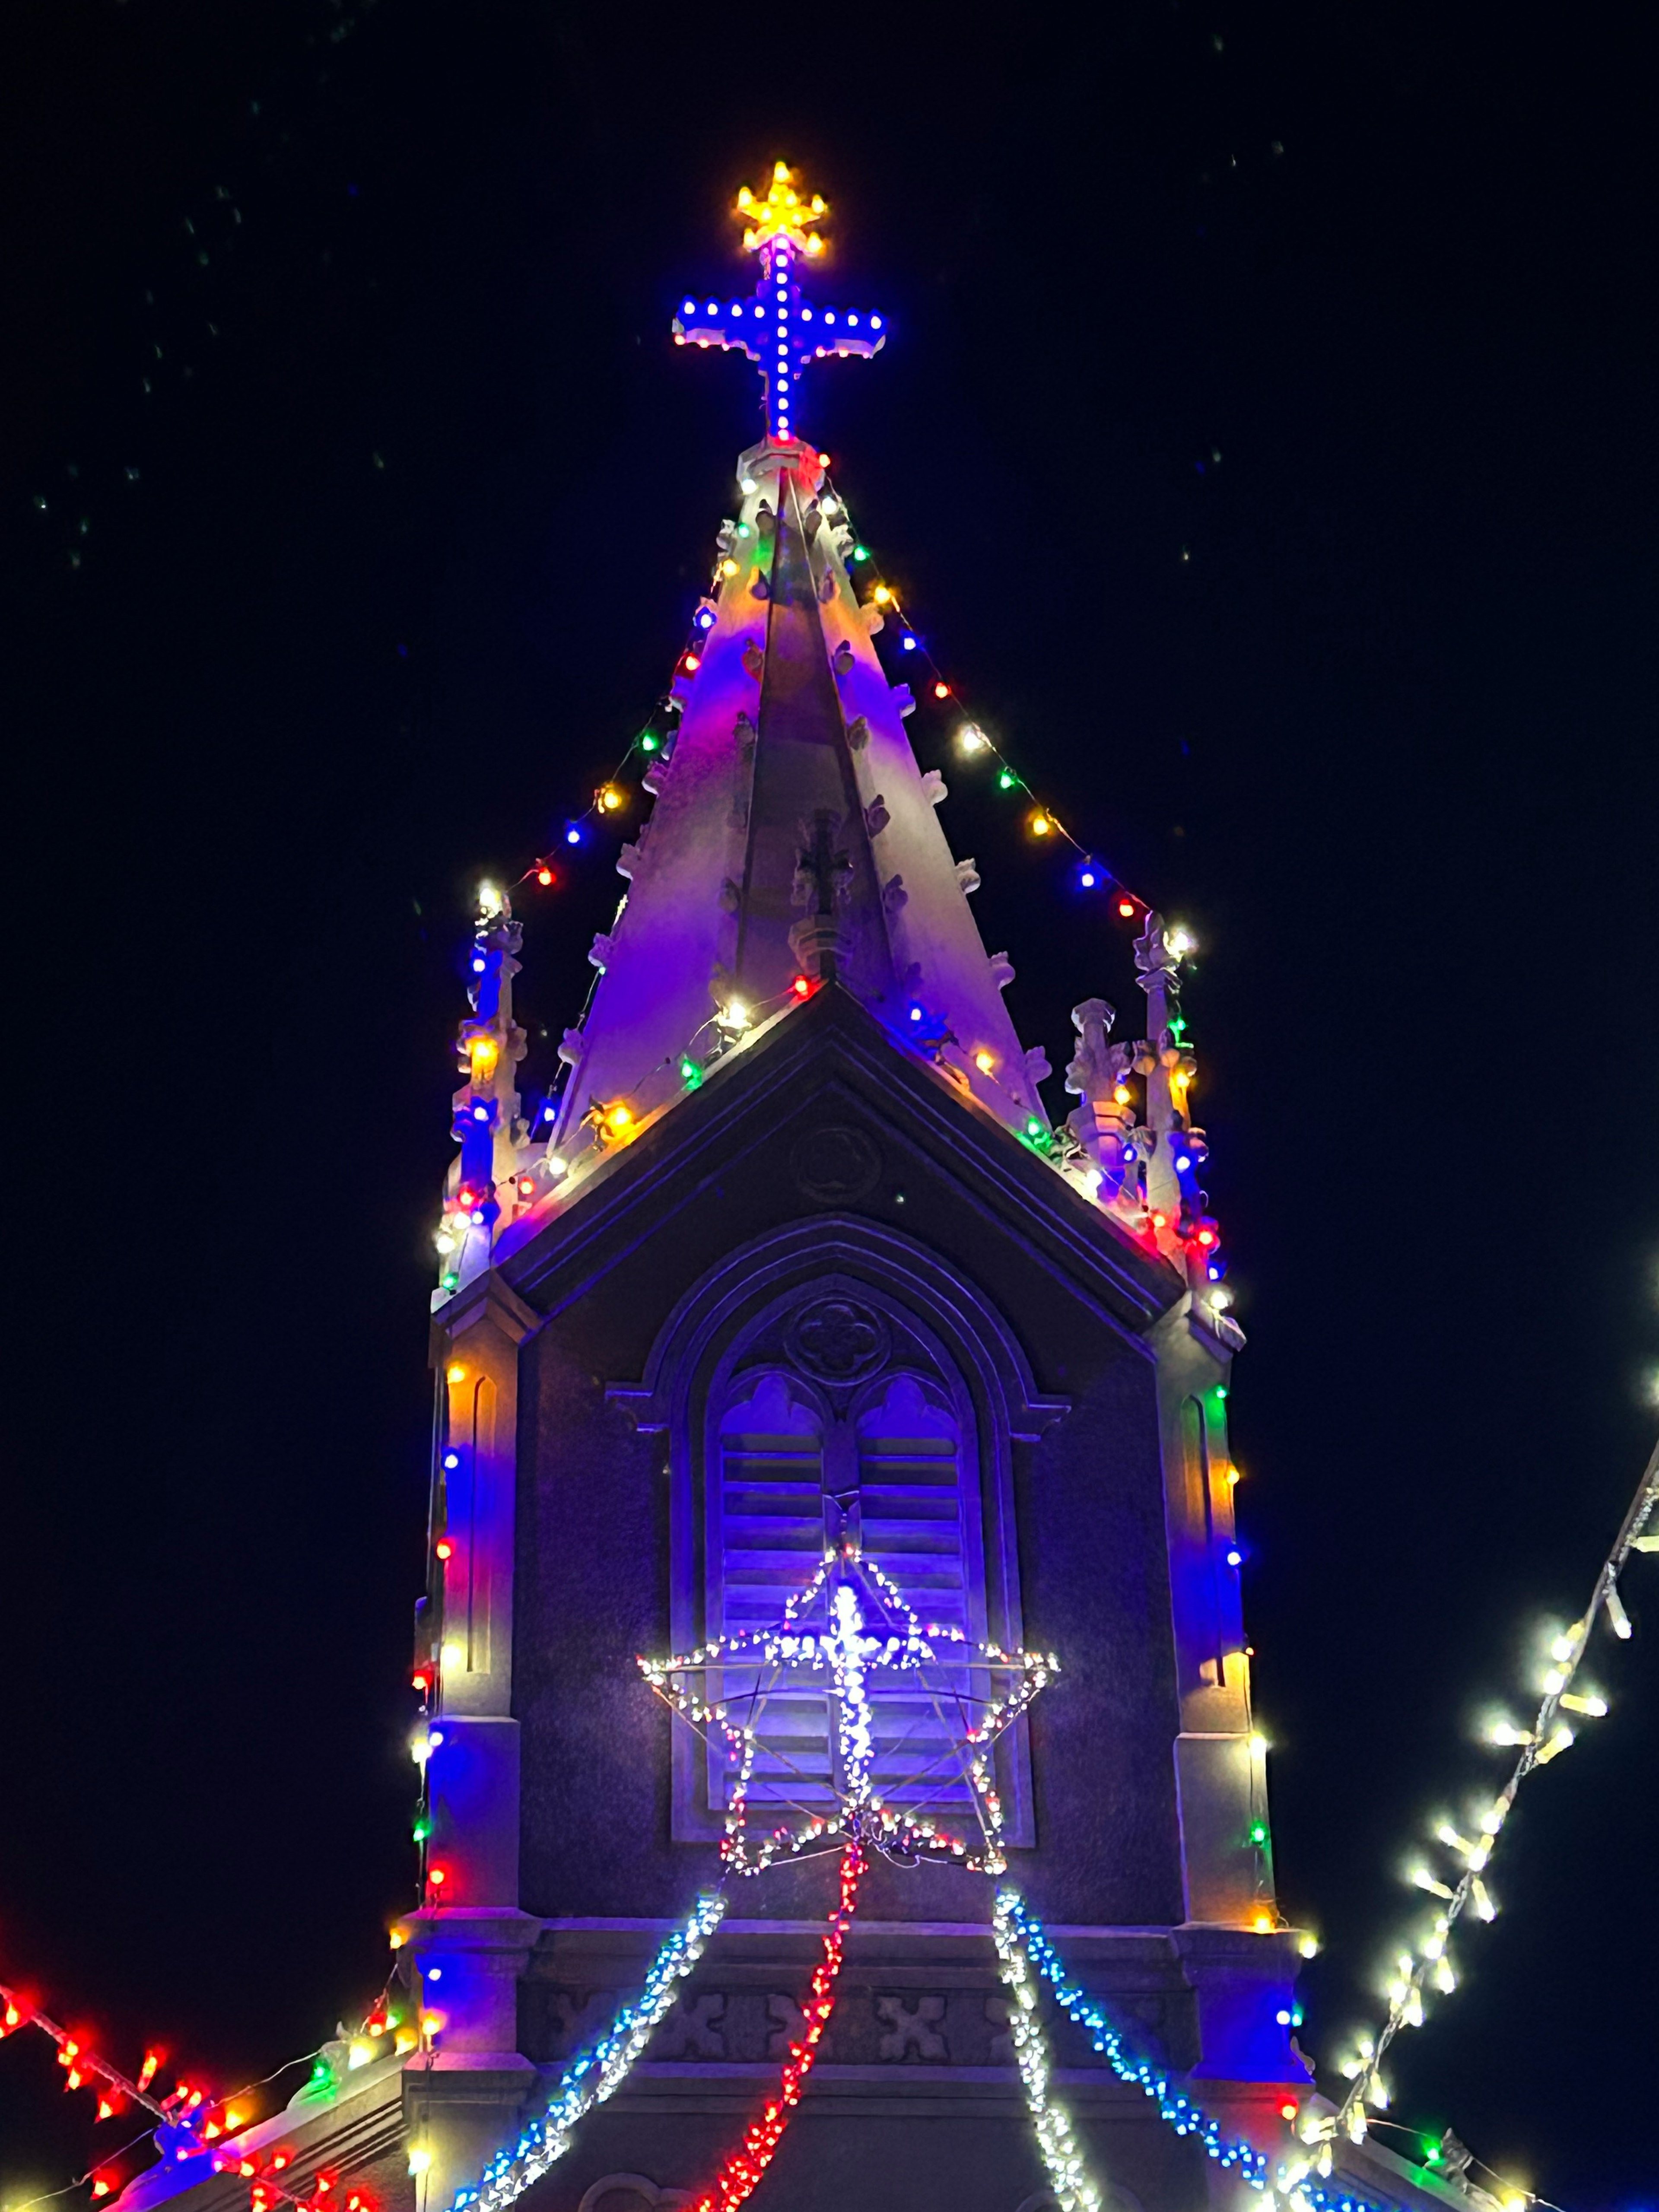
(641, 1543, 1057, 1880)
(672, 162, 887, 442)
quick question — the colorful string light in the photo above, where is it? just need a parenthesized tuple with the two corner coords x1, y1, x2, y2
(450, 1892, 728, 2212)
(994, 1896, 1410, 2212)
(680, 1842, 865, 2212)
(0, 1976, 389, 2212)
(990, 1896, 1101, 2212)
(1324, 1434, 1659, 2148)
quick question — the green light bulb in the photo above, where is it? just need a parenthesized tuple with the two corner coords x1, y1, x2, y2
(852, 545, 869, 561)
(998, 769, 1016, 791)
(641, 731, 660, 753)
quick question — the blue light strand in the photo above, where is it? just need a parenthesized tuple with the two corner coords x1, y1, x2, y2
(995, 1892, 1395, 2212)
(448, 1891, 728, 2212)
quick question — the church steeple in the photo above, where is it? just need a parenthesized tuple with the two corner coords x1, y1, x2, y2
(550, 168, 1046, 1167)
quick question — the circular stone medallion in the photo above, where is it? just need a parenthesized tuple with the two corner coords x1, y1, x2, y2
(790, 1123, 882, 1205)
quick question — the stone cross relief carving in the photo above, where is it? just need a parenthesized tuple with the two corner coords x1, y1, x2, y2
(766, 1993, 807, 2058)
(652, 1993, 726, 2059)
(545, 1987, 618, 2056)
(875, 1993, 947, 2060)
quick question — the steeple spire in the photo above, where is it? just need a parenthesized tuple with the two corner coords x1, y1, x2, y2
(540, 170, 1046, 1174)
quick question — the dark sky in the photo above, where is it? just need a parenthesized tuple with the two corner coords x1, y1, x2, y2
(3, 3, 1656, 2207)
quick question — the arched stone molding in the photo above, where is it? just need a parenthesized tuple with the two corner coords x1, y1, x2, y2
(609, 1217, 1065, 1845)
(610, 1214, 1067, 1444)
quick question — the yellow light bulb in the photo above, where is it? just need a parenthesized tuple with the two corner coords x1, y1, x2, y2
(974, 1050, 995, 1074)
(446, 1363, 467, 1385)
(1029, 812, 1053, 837)
(600, 785, 623, 811)
(872, 584, 893, 604)
(721, 558, 738, 577)
(607, 1104, 634, 1131)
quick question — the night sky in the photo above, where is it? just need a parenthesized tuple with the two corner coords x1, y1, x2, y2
(4, 3, 1657, 2207)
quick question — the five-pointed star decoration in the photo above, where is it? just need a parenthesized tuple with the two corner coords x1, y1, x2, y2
(640, 1545, 1058, 1878)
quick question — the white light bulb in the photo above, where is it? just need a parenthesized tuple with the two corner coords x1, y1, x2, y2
(1559, 1690, 1607, 1716)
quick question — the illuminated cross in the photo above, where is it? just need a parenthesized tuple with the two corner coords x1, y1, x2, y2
(641, 1545, 1056, 1879)
(672, 161, 887, 441)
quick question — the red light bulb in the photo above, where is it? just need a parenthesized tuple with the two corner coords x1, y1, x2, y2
(1116, 897, 1136, 918)
(435, 1539, 453, 1561)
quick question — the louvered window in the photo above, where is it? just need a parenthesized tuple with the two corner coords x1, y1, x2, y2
(709, 1370, 984, 1821)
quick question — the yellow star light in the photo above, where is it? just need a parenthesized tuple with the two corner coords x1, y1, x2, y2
(735, 159, 828, 257)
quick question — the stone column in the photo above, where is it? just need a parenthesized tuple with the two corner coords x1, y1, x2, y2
(402, 1271, 543, 2207)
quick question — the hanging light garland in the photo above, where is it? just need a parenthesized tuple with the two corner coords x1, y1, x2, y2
(450, 1892, 728, 2212)
(992, 1894, 1422, 2212)
(0, 1976, 394, 2212)
(1319, 1435, 1659, 2150)
(680, 1841, 865, 2212)
(990, 1895, 1102, 2212)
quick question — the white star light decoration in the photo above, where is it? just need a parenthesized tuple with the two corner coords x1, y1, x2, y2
(640, 1546, 1058, 1877)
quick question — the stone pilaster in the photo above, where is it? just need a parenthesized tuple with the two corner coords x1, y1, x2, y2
(404, 1272, 542, 2201)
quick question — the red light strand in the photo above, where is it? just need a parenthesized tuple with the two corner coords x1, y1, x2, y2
(682, 1839, 865, 2212)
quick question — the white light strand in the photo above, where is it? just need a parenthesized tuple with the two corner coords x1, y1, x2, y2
(990, 1894, 1101, 2212)
(449, 1892, 728, 2212)
(996, 1895, 1398, 2212)
(1333, 1433, 1659, 2142)
(641, 1544, 1055, 1878)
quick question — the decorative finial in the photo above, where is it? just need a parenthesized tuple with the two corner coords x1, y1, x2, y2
(735, 160, 829, 256)
(673, 162, 886, 442)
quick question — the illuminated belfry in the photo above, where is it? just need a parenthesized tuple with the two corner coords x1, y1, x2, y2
(114, 165, 1455, 2212)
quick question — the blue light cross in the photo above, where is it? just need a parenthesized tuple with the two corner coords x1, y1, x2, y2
(672, 163, 885, 439)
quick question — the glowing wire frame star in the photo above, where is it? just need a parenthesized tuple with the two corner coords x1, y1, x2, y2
(640, 1543, 1057, 1878)
(671, 162, 886, 441)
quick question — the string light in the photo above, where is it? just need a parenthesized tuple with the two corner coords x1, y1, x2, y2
(1330, 1434, 1658, 2145)
(448, 1894, 728, 2212)
(995, 1899, 1400, 2211)
(680, 1844, 864, 2212)
(643, 1545, 1054, 1879)
(0, 1976, 387, 2212)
